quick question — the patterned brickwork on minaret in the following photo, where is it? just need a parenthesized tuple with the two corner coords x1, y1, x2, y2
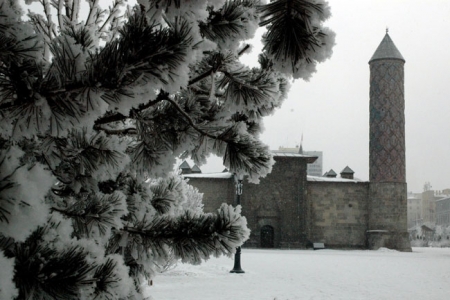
(369, 59, 405, 182)
(369, 32, 406, 183)
(367, 32, 411, 252)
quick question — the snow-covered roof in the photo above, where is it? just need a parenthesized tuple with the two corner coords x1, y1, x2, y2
(183, 172, 233, 179)
(307, 175, 366, 183)
(369, 32, 405, 63)
(436, 196, 450, 202)
(272, 152, 317, 163)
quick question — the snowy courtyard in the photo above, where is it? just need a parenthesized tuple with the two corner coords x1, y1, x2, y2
(146, 247, 450, 300)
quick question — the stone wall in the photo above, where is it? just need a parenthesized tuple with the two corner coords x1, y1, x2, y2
(186, 177, 235, 213)
(307, 181, 370, 248)
(186, 158, 410, 251)
(242, 156, 309, 248)
(367, 182, 411, 251)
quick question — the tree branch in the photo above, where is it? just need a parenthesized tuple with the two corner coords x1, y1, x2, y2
(93, 112, 128, 126)
(51, 206, 84, 218)
(93, 92, 223, 140)
(188, 45, 250, 86)
(85, 0, 99, 26)
(93, 126, 137, 135)
(42, 0, 54, 40)
(188, 85, 224, 98)
(188, 69, 214, 86)
(98, 0, 121, 33)
(93, 95, 168, 128)
(57, 0, 64, 29)
(164, 97, 220, 140)
(237, 44, 250, 56)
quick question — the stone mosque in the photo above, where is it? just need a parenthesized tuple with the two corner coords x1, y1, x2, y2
(184, 32, 412, 252)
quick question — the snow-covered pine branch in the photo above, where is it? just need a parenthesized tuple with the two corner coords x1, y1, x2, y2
(0, 0, 334, 298)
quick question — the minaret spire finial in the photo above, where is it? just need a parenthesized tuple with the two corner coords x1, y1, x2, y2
(386, 27, 389, 34)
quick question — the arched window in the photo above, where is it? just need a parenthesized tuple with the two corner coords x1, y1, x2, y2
(261, 225, 275, 248)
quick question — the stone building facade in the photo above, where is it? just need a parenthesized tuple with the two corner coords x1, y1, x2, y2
(407, 195, 422, 228)
(186, 155, 373, 249)
(436, 197, 450, 228)
(407, 189, 450, 229)
(185, 33, 412, 251)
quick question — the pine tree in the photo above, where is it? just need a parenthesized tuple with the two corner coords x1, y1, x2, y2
(0, 0, 334, 299)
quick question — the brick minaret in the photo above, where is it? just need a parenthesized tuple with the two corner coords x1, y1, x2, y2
(367, 31, 411, 251)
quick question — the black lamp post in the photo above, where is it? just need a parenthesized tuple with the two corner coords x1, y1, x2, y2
(230, 174, 245, 273)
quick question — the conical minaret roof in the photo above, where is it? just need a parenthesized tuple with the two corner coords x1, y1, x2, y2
(369, 32, 404, 63)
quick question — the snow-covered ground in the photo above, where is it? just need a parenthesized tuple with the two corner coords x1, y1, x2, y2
(145, 247, 450, 300)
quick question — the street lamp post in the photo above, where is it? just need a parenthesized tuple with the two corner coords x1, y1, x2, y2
(230, 174, 245, 273)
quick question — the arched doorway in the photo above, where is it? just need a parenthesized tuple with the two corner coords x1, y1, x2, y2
(261, 225, 275, 248)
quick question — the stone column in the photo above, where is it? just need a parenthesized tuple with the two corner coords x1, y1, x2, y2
(367, 33, 411, 251)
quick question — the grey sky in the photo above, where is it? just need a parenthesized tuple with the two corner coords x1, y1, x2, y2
(202, 0, 450, 193)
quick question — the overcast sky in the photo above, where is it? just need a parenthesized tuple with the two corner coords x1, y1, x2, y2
(202, 0, 450, 193)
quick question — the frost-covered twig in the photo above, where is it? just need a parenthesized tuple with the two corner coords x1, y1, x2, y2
(93, 96, 167, 127)
(188, 48, 248, 87)
(41, 0, 54, 39)
(93, 126, 137, 135)
(188, 69, 215, 86)
(85, 0, 99, 26)
(164, 98, 220, 140)
(55, 0, 64, 29)
(237, 44, 250, 56)
(51, 206, 84, 218)
(93, 95, 221, 140)
(70, 0, 80, 21)
(98, 0, 123, 34)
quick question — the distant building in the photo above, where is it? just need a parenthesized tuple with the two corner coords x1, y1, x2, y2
(407, 195, 422, 228)
(422, 190, 438, 226)
(436, 197, 450, 228)
(406, 189, 450, 229)
(304, 151, 323, 177)
(417, 183, 446, 228)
